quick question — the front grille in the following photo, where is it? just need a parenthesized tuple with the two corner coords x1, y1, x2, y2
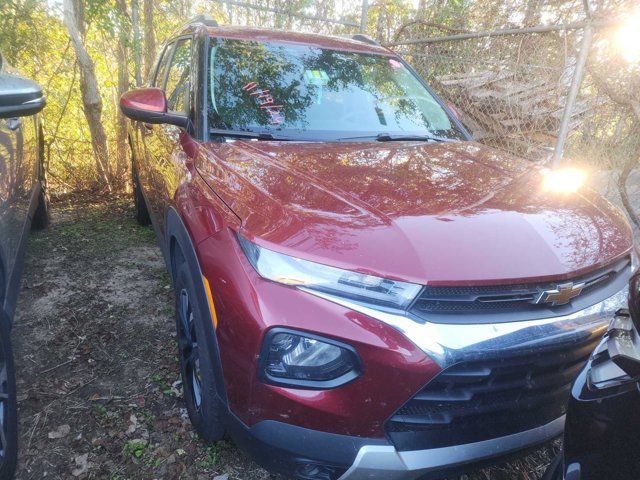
(386, 334, 600, 451)
(410, 256, 630, 318)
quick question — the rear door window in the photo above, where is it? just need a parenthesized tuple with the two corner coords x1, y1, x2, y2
(165, 38, 192, 114)
(152, 43, 173, 88)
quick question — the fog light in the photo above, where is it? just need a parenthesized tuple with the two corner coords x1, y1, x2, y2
(260, 329, 361, 388)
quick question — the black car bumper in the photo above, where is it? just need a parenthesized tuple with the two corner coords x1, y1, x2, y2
(225, 412, 563, 480)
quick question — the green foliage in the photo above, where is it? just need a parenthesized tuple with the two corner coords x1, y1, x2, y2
(1, 0, 636, 195)
(123, 439, 148, 459)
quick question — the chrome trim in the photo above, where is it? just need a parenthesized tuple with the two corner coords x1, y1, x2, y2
(338, 416, 565, 480)
(304, 286, 628, 368)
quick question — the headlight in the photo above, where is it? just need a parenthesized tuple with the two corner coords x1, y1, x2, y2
(260, 329, 362, 388)
(238, 234, 422, 310)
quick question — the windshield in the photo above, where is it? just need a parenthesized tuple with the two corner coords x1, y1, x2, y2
(207, 39, 465, 141)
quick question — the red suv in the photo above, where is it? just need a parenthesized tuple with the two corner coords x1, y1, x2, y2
(121, 17, 638, 480)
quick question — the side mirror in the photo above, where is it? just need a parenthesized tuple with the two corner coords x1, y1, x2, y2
(120, 88, 188, 129)
(0, 73, 46, 118)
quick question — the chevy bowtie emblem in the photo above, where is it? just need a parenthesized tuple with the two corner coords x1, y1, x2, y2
(535, 282, 585, 306)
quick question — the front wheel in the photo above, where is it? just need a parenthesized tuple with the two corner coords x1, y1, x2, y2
(0, 313, 18, 479)
(174, 259, 225, 442)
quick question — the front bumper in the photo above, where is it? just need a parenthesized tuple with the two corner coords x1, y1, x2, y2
(227, 413, 563, 480)
(340, 416, 564, 480)
(225, 286, 628, 479)
(201, 231, 632, 478)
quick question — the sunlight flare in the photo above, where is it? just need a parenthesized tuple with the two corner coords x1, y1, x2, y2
(616, 10, 640, 63)
(542, 168, 586, 193)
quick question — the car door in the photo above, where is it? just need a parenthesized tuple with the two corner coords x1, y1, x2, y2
(0, 114, 21, 305)
(145, 36, 193, 237)
(0, 69, 45, 319)
(0, 106, 39, 317)
(134, 41, 173, 225)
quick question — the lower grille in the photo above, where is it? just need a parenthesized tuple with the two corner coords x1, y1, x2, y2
(386, 334, 600, 451)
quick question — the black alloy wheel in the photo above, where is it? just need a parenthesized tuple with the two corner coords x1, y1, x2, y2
(177, 288, 203, 412)
(173, 260, 225, 442)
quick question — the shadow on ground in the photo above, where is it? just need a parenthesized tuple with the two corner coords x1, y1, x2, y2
(12, 194, 558, 480)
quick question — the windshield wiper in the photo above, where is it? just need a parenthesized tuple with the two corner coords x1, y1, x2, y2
(376, 133, 452, 142)
(337, 133, 453, 142)
(209, 128, 291, 141)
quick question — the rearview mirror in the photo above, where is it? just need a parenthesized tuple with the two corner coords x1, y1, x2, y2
(120, 88, 188, 129)
(0, 73, 46, 118)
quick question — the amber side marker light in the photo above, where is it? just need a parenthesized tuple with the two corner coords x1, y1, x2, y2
(202, 276, 219, 328)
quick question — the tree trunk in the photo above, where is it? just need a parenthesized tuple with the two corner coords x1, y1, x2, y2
(143, 0, 155, 80)
(618, 121, 640, 230)
(588, 70, 640, 230)
(62, 0, 112, 190)
(131, 0, 143, 87)
(115, 35, 129, 184)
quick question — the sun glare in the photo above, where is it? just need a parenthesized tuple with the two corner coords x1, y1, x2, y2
(616, 10, 640, 63)
(542, 168, 586, 193)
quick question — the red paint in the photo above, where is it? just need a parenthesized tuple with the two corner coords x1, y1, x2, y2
(197, 230, 437, 436)
(119, 87, 167, 113)
(187, 24, 394, 56)
(179, 131, 198, 164)
(122, 26, 634, 442)
(196, 140, 633, 286)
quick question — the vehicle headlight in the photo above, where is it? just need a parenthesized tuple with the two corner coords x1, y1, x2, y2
(238, 234, 422, 310)
(260, 329, 361, 388)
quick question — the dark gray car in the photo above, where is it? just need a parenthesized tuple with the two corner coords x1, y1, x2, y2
(0, 54, 47, 479)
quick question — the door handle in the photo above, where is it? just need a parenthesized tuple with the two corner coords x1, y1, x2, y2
(7, 118, 21, 131)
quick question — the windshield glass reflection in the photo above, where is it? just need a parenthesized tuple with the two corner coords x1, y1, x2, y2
(207, 39, 464, 141)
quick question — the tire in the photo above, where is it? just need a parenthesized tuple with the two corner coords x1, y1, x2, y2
(173, 258, 225, 442)
(31, 185, 49, 231)
(0, 313, 18, 480)
(132, 170, 151, 226)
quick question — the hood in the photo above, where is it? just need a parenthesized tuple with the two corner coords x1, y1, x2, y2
(196, 140, 633, 285)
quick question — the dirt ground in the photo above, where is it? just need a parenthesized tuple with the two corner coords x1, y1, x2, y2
(11, 194, 561, 480)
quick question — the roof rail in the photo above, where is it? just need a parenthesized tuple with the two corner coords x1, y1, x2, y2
(184, 14, 219, 28)
(351, 34, 380, 46)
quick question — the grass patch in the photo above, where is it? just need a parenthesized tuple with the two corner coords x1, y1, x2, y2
(124, 439, 148, 459)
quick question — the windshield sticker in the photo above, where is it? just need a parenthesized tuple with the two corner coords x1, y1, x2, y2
(304, 70, 330, 104)
(304, 70, 329, 86)
(389, 59, 403, 69)
(242, 81, 284, 125)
